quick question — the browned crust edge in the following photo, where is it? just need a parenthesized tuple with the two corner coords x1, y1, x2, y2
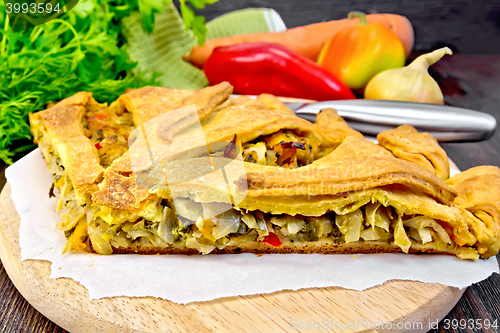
(111, 241, 458, 257)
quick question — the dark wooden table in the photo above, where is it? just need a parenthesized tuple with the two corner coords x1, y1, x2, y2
(1, 54, 500, 332)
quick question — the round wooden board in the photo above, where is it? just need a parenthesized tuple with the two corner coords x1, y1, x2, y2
(0, 183, 464, 333)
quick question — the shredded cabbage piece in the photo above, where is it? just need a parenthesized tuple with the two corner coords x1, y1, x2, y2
(173, 198, 203, 221)
(287, 218, 306, 235)
(109, 233, 130, 248)
(241, 211, 259, 230)
(336, 209, 363, 243)
(269, 216, 288, 227)
(88, 218, 113, 255)
(185, 236, 216, 254)
(211, 209, 241, 240)
(58, 203, 85, 231)
(158, 206, 177, 244)
(307, 216, 334, 239)
(361, 226, 390, 241)
(365, 203, 391, 232)
(227, 230, 259, 246)
(393, 216, 412, 253)
(269, 215, 306, 235)
(404, 216, 452, 244)
(253, 211, 270, 237)
(418, 227, 433, 244)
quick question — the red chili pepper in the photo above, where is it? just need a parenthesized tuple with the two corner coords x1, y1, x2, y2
(261, 232, 283, 247)
(204, 42, 355, 101)
(95, 142, 102, 150)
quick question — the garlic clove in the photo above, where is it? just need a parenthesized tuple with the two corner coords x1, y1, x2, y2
(364, 47, 453, 104)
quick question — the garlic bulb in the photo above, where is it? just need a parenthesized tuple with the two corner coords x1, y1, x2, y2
(364, 47, 452, 104)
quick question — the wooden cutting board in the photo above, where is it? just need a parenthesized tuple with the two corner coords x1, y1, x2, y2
(0, 183, 464, 333)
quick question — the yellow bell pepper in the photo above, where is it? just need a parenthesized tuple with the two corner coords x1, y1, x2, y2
(317, 12, 406, 90)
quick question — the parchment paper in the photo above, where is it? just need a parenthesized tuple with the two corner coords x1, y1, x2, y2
(6, 150, 499, 304)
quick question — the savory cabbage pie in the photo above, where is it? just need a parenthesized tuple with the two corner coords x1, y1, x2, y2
(29, 82, 500, 260)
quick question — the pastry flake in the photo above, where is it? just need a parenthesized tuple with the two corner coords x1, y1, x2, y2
(377, 124, 450, 180)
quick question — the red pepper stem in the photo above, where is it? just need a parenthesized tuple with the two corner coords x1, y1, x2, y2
(348, 11, 367, 25)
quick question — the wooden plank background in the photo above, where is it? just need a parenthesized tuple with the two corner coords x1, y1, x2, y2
(195, 0, 500, 54)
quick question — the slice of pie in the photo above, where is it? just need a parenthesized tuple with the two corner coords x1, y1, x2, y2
(29, 84, 500, 259)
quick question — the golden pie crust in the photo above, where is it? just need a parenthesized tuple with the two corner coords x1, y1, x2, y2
(29, 83, 500, 259)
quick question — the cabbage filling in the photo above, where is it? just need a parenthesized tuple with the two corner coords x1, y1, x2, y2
(242, 130, 332, 168)
(82, 99, 136, 168)
(31, 118, 89, 252)
(82, 199, 478, 260)
(31, 106, 478, 260)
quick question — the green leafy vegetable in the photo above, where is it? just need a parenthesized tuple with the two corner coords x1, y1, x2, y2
(0, 0, 217, 164)
(138, 0, 166, 33)
(122, 5, 278, 91)
(179, 0, 218, 45)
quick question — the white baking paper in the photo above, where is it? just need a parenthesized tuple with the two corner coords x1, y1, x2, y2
(6, 149, 499, 304)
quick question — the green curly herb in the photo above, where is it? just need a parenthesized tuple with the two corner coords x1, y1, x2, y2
(0, 0, 217, 164)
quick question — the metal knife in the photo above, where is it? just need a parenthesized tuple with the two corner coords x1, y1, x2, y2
(289, 99, 496, 142)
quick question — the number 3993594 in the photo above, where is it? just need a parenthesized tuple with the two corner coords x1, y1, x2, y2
(5, 2, 61, 14)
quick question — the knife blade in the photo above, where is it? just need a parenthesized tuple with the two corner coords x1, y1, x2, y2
(289, 99, 497, 142)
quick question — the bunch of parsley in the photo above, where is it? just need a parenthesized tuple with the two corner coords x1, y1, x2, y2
(0, 0, 216, 164)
